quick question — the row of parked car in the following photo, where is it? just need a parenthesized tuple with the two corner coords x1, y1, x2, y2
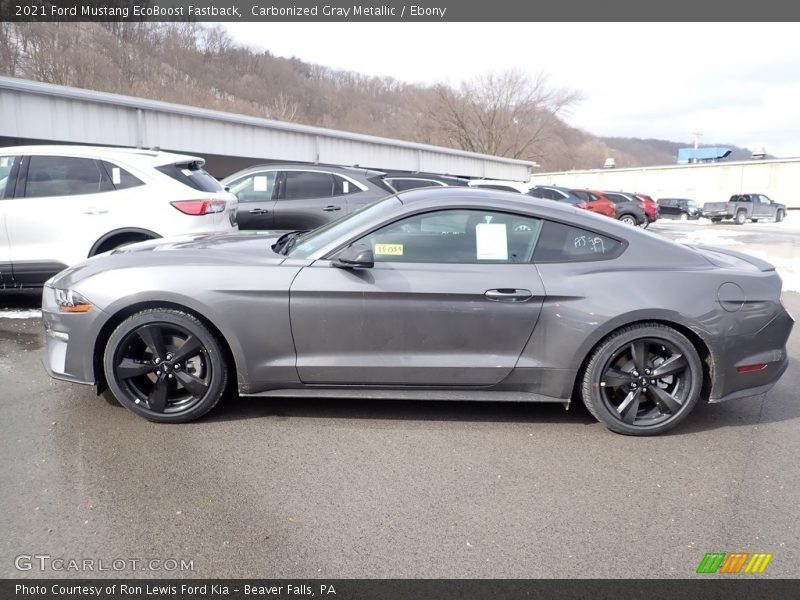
(4, 143, 772, 291)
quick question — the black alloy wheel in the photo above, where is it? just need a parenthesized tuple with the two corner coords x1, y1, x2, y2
(581, 324, 703, 435)
(104, 309, 228, 423)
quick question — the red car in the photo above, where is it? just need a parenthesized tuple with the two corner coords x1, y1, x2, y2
(633, 193, 659, 224)
(571, 189, 617, 218)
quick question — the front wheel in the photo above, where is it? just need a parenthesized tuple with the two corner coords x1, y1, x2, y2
(619, 214, 637, 226)
(103, 308, 228, 423)
(679, 212, 689, 221)
(581, 324, 703, 436)
(776, 210, 785, 223)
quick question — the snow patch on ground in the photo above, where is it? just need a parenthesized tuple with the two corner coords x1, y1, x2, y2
(674, 230, 744, 246)
(744, 251, 800, 294)
(0, 309, 42, 319)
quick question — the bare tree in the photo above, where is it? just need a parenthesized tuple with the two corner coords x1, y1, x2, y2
(427, 70, 582, 162)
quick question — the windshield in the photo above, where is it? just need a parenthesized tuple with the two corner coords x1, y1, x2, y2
(288, 196, 403, 259)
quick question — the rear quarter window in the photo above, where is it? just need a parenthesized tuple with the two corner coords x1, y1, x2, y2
(157, 162, 223, 193)
(101, 161, 144, 190)
(534, 220, 625, 262)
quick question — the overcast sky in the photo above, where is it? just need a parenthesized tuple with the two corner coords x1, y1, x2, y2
(224, 22, 800, 157)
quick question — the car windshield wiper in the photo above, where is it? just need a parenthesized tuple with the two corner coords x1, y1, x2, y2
(271, 230, 307, 255)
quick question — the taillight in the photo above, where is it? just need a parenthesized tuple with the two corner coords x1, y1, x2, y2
(171, 199, 227, 215)
(726, 202, 733, 212)
(577, 201, 588, 209)
(736, 363, 768, 373)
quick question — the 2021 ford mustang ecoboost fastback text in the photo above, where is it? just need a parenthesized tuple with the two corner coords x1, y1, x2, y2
(41, 188, 793, 435)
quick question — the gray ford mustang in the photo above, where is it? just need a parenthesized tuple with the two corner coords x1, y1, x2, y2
(42, 187, 793, 435)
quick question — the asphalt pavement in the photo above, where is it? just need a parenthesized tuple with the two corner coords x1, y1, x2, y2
(0, 237, 798, 579)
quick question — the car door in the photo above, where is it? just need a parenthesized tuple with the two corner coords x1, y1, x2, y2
(227, 169, 277, 230)
(272, 170, 343, 231)
(5, 154, 117, 284)
(757, 195, 774, 219)
(289, 208, 546, 386)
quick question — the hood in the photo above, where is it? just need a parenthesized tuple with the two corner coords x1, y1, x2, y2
(109, 231, 285, 256)
(50, 231, 288, 288)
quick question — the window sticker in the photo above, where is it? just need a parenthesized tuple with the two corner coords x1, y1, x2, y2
(0, 157, 9, 167)
(476, 223, 508, 260)
(111, 167, 121, 185)
(374, 243, 404, 256)
(342, 180, 350, 194)
(181, 168, 193, 177)
(253, 176, 268, 192)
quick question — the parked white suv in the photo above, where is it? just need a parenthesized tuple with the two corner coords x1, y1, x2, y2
(0, 145, 238, 288)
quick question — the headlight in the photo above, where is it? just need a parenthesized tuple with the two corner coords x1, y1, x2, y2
(54, 288, 94, 313)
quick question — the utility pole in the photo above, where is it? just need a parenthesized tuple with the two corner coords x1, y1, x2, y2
(691, 132, 703, 149)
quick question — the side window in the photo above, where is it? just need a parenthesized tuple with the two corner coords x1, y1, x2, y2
(101, 161, 144, 190)
(228, 171, 277, 203)
(333, 174, 363, 196)
(282, 171, 335, 200)
(0, 155, 20, 199)
(25, 156, 113, 198)
(534, 221, 624, 262)
(759, 195, 772, 204)
(355, 209, 542, 264)
(386, 178, 440, 191)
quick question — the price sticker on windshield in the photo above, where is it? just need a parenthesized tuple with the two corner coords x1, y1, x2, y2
(374, 243, 404, 256)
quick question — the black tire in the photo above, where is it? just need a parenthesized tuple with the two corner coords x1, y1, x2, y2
(776, 210, 785, 223)
(618, 214, 637, 226)
(710, 218, 722, 224)
(734, 210, 747, 225)
(580, 323, 703, 436)
(751, 219, 759, 223)
(103, 308, 228, 423)
(679, 212, 689, 221)
(101, 388, 122, 407)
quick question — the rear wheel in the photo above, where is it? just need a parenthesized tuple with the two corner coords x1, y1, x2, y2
(710, 218, 722, 224)
(103, 309, 228, 423)
(734, 210, 747, 225)
(581, 324, 703, 436)
(776, 210, 785, 223)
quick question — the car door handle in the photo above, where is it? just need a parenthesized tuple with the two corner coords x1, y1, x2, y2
(322, 205, 342, 212)
(248, 208, 269, 214)
(485, 289, 533, 302)
(82, 207, 108, 215)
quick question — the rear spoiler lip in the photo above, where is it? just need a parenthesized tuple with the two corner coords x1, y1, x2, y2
(692, 244, 776, 272)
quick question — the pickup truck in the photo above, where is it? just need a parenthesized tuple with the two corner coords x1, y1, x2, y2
(702, 194, 787, 224)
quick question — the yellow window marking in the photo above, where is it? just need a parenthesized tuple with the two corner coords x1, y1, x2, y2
(374, 243, 404, 256)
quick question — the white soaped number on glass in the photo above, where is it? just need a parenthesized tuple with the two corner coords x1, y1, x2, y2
(574, 235, 606, 253)
(590, 237, 606, 254)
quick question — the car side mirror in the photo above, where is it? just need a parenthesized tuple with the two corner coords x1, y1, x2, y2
(333, 244, 374, 269)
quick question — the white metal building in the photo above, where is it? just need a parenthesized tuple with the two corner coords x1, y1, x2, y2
(531, 158, 800, 209)
(0, 76, 534, 180)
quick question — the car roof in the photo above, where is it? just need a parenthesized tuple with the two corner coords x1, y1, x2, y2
(0, 145, 204, 168)
(222, 163, 386, 182)
(383, 172, 470, 184)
